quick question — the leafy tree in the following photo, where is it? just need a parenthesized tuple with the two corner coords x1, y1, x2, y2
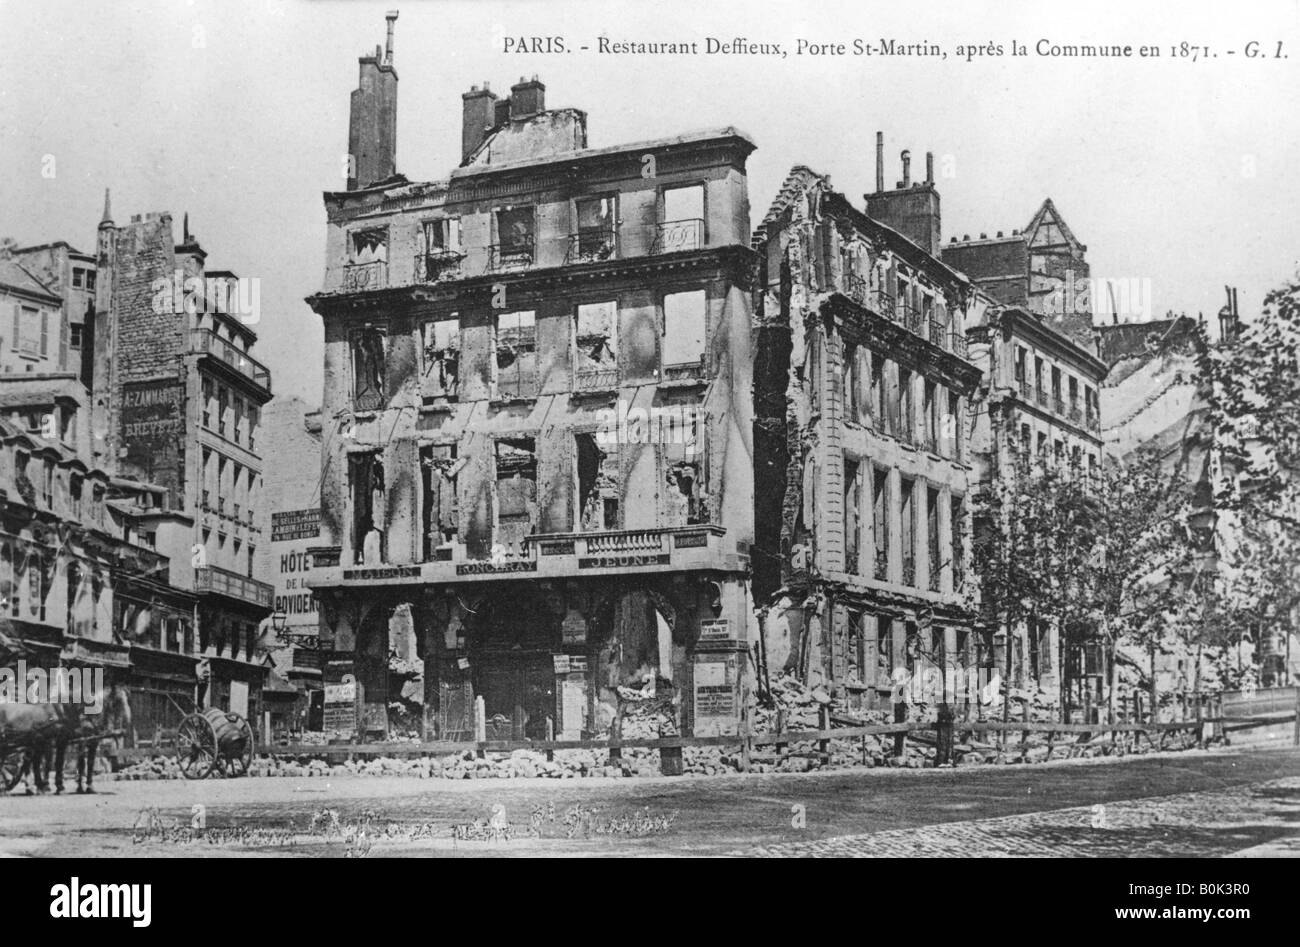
(973, 449, 1189, 724)
(1198, 276, 1300, 684)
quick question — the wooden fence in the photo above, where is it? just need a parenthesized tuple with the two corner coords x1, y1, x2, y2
(109, 701, 1297, 774)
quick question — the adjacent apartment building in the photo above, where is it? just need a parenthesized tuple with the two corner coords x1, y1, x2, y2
(751, 143, 983, 713)
(91, 197, 275, 723)
(306, 19, 757, 741)
(949, 198, 1107, 698)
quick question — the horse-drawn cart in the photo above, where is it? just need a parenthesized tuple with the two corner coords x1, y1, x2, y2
(1, 748, 25, 792)
(175, 707, 255, 779)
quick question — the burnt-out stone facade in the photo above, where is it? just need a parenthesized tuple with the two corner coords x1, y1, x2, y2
(752, 164, 983, 712)
(307, 23, 757, 741)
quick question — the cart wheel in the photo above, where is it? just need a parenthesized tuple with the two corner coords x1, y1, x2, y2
(0, 750, 25, 792)
(177, 714, 218, 780)
(226, 716, 254, 778)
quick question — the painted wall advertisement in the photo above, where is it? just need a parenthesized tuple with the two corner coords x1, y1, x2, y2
(119, 379, 185, 496)
(272, 508, 321, 630)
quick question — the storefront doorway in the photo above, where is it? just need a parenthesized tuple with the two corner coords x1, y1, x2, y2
(471, 590, 557, 741)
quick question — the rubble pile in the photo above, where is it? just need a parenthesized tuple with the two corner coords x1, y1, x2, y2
(111, 748, 646, 782)
(748, 674, 935, 770)
(106, 673, 1200, 781)
(616, 697, 679, 740)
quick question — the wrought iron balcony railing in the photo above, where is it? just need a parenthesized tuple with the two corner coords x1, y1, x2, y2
(902, 557, 916, 587)
(871, 290, 898, 322)
(899, 304, 925, 336)
(566, 228, 617, 264)
(662, 357, 706, 383)
(194, 565, 274, 608)
(341, 261, 388, 292)
(190, 329, 271, 393)
(1052, 395, 1065, 416)
(487, 239, 535, 272)
(651, 218, 704, 254)
(843, 272, 868, 305)
(414, 251, 464, 283)
(928, 320, 947, 348)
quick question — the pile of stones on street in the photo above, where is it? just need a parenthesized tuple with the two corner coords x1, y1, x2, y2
(109, 676, 1197, 781)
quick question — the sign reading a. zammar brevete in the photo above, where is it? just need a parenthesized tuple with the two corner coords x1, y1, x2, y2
(120, 379, 185, 494)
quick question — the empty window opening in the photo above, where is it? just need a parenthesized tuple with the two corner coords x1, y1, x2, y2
(873, 467, 890, 580)
(576, 433, 620, 532)
(495, 207, 535, 264)
(575, 302, 617, 386)
(422, 316, 460, 398)
(423, 218, 461, 254)
(898, 367, 914, 441)
(575, 196, 616, 259)
(660, 185, 704, 251)
(870, 353, 885, 429)
(900, 477, 916, 586)
(663, 290, 706, 372)
(927, 486, 941, 591)
(844, 457, 861, 574)
(495, 438, 537, 555)
(663, 441, 704, 526)
(495, 311, 537, 399)
(349, 451, 385, 565)
(349, 229, 388, 265)
(351, 328, 385, 410)
(421, 444, 460, 558)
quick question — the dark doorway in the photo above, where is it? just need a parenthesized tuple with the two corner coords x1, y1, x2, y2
(477, 654, 555, 741)
(472, 590, 557, 741)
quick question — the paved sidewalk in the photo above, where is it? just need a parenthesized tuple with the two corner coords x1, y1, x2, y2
(740, 776, 1300, 857)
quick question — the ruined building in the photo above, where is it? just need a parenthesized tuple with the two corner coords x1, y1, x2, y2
(91, 195, 274, 723)
(751, 148, 982, 711)
(306, 19, 757, 741)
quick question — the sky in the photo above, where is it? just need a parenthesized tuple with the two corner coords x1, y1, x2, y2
(2, 0, 1298, 405)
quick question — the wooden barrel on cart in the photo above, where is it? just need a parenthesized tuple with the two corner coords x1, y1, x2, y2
(202, 708, 248, 753)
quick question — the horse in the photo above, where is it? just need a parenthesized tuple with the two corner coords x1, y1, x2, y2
(0, 703, 66, 794)
(50, 683, 132, 794)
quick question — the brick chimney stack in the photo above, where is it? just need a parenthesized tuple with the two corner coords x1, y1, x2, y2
(865, 133, 942, 256)
(461, 82, 498, 164)
(346, 12, 399, 190)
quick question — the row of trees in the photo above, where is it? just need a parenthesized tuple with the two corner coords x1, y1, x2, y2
(971, 273, 1300, 723)
(971, 452, 1198, 724)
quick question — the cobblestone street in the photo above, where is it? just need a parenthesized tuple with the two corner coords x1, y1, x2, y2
(1, 745, 1297, 857)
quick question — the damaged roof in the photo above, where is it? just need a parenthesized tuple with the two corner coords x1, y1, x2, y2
(755, 164, 970, 288)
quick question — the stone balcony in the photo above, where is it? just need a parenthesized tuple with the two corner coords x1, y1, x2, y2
(306, 524, 743, 590)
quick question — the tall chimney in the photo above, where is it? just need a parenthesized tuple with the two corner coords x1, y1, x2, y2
(509, 76, 546, 120)
(346, 14, 400, 190)
(461, 83, 498, 164)
(865, 143, 941, 256)
(875, 132, 884, 193)
(384, 10, 398, 63)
